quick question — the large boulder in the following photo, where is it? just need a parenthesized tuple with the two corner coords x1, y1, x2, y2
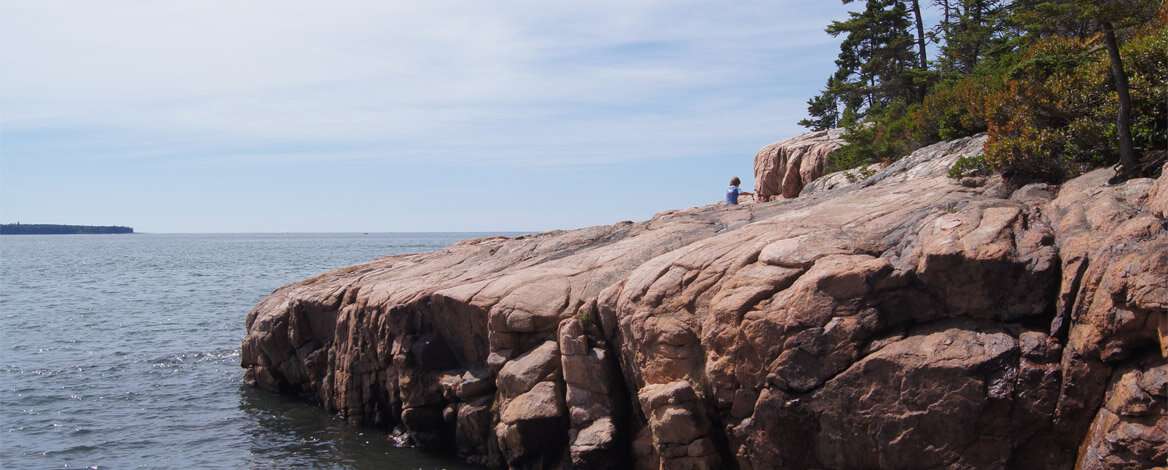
(753, 128, 844, 200)
(744, 323, 1031, 468)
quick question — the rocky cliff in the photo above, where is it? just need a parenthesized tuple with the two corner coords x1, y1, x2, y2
(752, 128, 844, 201)
(241, 133, 1167, 469)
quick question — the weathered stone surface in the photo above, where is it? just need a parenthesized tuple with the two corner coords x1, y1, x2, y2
(456, 399, 496, 464)
(241, 192, 778, 468)
(1148, 163, 1168, 218)
(1044, 165, 1168, 455)
(753, 128, 844, 200)
(1075, 354, 1167, 470)
(801, 162, 884, 195)
(497, 341, 560, 398)
(570, 417, 620, 469)
(456, 370, 495, 400)
(242, 130, 1168, 469)
(742, 324, 1028, 468)
(558, 315, 628, 467)
(637, 380, 720, 469)
(501, 381, 563, 424)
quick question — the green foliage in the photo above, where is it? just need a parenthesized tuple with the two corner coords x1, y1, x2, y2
(803, 1, 1167, 180)
(948, 153, 990, 178)
(827, 65, 1005, 173)
(1011, 0, 1162, 37)
(802, 0, 921, 130)
(799, 78, 844, 131)
(918, 76, 993, 141)
(983, 36, 1101, 179)
(578, 308, 594, 328)
(1009, 0, 1093, 38)
(984, 19, 1168, 180)
(1123, 14, 1168, 159)
(934, 0, 1015, 74)
(829, 100, 921, 172)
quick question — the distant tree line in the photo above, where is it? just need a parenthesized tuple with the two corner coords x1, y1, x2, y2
(0, 224, 134, 235)
(801, 0, 1167, 182)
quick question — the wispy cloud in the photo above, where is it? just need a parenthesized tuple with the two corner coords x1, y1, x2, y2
(1, 0, 845, 166)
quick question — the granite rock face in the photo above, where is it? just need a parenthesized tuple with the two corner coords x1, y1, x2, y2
(242, 196, 786, 467)
(242, 133, 1167, 469)
(752, 128, 844, 201)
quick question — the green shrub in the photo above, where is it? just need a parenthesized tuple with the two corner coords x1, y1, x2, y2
(821, 7, 1166, 180)
(1123, 18, 1168, 166)
(916, 67, 1007, 142)
(984, 21, 1167, 180)
(829, 67, 1005, 173)
(830, 101, 922, 172)
(983, 37, 1102, 180)
(948, 153, 991, 179)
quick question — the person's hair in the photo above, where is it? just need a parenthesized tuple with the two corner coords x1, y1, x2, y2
(729, 176, 741, 187)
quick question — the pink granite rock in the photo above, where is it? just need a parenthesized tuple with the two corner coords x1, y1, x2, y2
(242, 132, 1168, 469)
(752, 128, 844, 200)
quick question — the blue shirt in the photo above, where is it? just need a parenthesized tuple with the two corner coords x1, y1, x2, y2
(726, 186, 740, 205)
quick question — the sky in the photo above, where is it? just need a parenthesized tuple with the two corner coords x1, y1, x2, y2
(0, 1, 854, 233)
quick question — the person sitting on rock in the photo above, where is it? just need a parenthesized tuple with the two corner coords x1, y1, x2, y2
(726, 176, 753, 205)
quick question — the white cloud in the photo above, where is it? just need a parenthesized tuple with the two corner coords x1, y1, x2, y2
(0, 0, 845, 166)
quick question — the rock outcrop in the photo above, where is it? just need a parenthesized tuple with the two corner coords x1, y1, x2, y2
(752, 128, 844, 201)
(242, 132, 1167, 469)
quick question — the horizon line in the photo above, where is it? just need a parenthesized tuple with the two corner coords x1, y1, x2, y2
(2, 230, 535, 235)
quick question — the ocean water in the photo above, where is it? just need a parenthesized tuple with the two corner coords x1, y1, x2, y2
(0, 233, 499, 469)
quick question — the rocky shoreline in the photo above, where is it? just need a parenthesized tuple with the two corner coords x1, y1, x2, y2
(241, 132, 1167, 469)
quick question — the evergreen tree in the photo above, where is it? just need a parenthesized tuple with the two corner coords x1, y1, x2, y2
(798, 78, 843, 131)
(1009, 0, 1092, 38)
(801, 0, 919, 129)
(936, 0, 1015, 74)
(797, 0, 1164, 180)
(933, 0, 954, 39)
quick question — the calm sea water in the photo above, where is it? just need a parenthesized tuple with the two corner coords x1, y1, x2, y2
(0, 233, 499, 469)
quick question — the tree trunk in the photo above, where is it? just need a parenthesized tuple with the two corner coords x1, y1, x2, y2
(911, 0, 928, 70)
(867, 75, 876, 109)
(940, 0, 952, 69)
(942, 0, 950, 35)
(1101, 20, 1138, 177)
(969, 0, 983, 72)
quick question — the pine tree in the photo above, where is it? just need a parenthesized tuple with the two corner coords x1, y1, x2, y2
(798, 78, 843, 131)
(935, 0, 1014, 74)
(801, 0, 920, 129)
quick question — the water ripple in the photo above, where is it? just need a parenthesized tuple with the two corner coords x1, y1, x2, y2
(1, 233, 497, 468)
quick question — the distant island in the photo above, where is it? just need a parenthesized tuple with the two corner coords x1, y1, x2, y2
(0, 223, 134, 235)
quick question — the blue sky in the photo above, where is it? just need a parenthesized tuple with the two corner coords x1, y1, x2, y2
(0, 1, 852, 233)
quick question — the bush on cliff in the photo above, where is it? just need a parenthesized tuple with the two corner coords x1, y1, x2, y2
(806, 1, 1167, 181)
(826, 70, 1006, 173)
(984, 18, 1168, 180)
